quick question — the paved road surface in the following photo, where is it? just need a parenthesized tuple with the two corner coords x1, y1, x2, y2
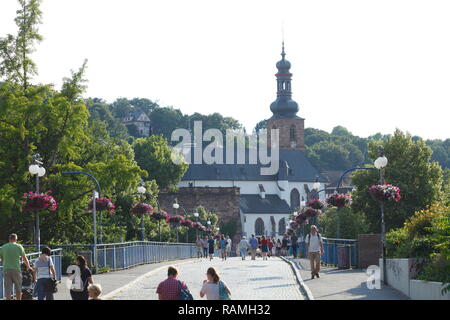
(291, 258, 409, 300)
(110, 256, 304, 300)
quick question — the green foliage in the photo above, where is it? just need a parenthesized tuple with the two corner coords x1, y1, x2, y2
(133, 135, 188, 190)
(318, 206, 368, 239)
(386, 203, 450, 290)
(351, 129, 444, 233)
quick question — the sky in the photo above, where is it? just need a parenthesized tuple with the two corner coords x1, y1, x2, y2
(1, 0, 449, 140)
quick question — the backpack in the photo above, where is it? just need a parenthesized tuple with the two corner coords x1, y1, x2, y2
(178, 280, 194, 300)
(218, 280, 231, 300)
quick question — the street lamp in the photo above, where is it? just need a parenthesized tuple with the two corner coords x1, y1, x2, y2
(137, 182, 147, 241)
(173, 199, 180, 242)
(28, 154, 45, 252)
(374, 146, 388, 284)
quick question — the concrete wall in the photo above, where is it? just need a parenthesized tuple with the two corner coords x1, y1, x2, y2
(409, 280, 450, 300)
(379, 258, 421, 297)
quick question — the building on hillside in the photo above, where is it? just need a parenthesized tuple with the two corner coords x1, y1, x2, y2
(160, 43, 328, 245)
(122, 111, 151, 136)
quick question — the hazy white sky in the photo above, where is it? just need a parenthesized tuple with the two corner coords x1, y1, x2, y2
(1, 0, 449, 139)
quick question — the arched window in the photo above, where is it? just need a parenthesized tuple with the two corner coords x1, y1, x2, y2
(290, 125, 296, 142)
(255, 218, 265, 236)
(278, 218, 286, 235)
(290, 188, 300, 210)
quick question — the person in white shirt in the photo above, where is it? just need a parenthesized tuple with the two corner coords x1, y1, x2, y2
(305, 225, 324, 279)
(226, 236, 232, 257)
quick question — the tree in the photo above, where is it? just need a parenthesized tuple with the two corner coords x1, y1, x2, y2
(318, 207, 368, 239)
(133, 135, 188, 190)
(351, 129, 444, 233)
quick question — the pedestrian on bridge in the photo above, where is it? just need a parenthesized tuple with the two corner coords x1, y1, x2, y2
(196, 236, 203, 259)
(0, 233, 32, 300)
(200, 267, 231, 300)
(201, 236, 209, 258)
(261, 236, 269, 260)
(226, 236, 232, 258)
(33, 246, 56, 300)
(207, 236, 215, 260)
(156, 266, 189, 300)
(238, 236, 249, 260)
(305, 225, 324, 279)
(248, 234, 258, 260)
(69, 255, 93, 300)
(219, 235, 227, 261)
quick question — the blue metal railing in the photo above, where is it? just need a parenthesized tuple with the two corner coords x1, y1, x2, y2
(0, 248, 62, 300)
(297, 237, 358, 268)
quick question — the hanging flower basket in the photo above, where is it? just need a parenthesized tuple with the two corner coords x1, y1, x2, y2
(204, 228, 212, 234)
(22, 191, 57, 212)
(290, 220, 299, 229)
(303, 207, 322, 218)
(369, 184, 401, 202)
(326, 193, 351, 208)
(295, 213, 308, 224)
(214, 234, 221, 239)
(192, 222, 203, 230)
(167, 215, 184, 227)
(131, 202, 154, 215)
(88, 197, 115, 213)
(151, 210, 168, 221)
(307, 199, 324, 210)
(181, 218, 193, 228)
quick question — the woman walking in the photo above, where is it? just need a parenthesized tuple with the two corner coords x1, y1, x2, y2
(261, 236, 269, 260)
(69, 255, 93, 300)
(238, 236, 249, 260)
(200, 267, 231, 300)
(33, 246, 56, 300)
(267, 237, 273, 258)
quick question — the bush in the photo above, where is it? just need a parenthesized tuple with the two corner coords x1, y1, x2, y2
(318, 206, 368, 239)
(386, 203, 447, 258)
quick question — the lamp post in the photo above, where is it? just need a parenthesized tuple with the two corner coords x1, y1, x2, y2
(173, 200, 180, 242)
(61, 171, 101, 273)
(28, 154, 46, 252)
(137, 183, 147, 241)
(374, 146, 388, 284)
(193, 211, 199, 240)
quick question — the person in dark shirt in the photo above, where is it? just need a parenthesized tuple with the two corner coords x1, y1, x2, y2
(207, 236, 215, 260)
(70, 255, 93, 300)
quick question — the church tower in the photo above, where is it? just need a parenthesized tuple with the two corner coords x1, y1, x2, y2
(267, 43, 305, 150)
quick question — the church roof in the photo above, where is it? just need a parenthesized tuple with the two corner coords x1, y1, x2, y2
(181, 148, 328, 182)
(240, 194, 292, 214)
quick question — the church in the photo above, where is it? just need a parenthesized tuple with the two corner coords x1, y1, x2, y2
(161, 44, 328, 241)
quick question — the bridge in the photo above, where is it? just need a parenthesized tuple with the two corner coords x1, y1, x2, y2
(0, 238, 407, 300)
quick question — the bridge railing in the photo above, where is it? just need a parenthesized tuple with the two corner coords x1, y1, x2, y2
(298, 237, 358, 268)
(23, 241, 197, 274)
(0, 248, 62, 300)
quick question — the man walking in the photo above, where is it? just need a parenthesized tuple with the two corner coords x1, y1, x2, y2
(156, 266, 190, 300)
(238, 236, 249, 260)
(305, 225, 324, 279)
(196, 236, 203, 258)
(248, 234, 258, 260)
(0, 234, 32, 300)
(291, 233, 299, 258)
(201, 236, 209, 258)
(281, 234, 288, 256)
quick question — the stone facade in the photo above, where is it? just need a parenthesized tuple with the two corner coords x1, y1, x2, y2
(267, 117, 305, 150)
(158, 187, 242, 246)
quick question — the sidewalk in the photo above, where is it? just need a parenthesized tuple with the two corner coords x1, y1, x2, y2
(54, 258, 198, 300)
(289, 258, 409, 300)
